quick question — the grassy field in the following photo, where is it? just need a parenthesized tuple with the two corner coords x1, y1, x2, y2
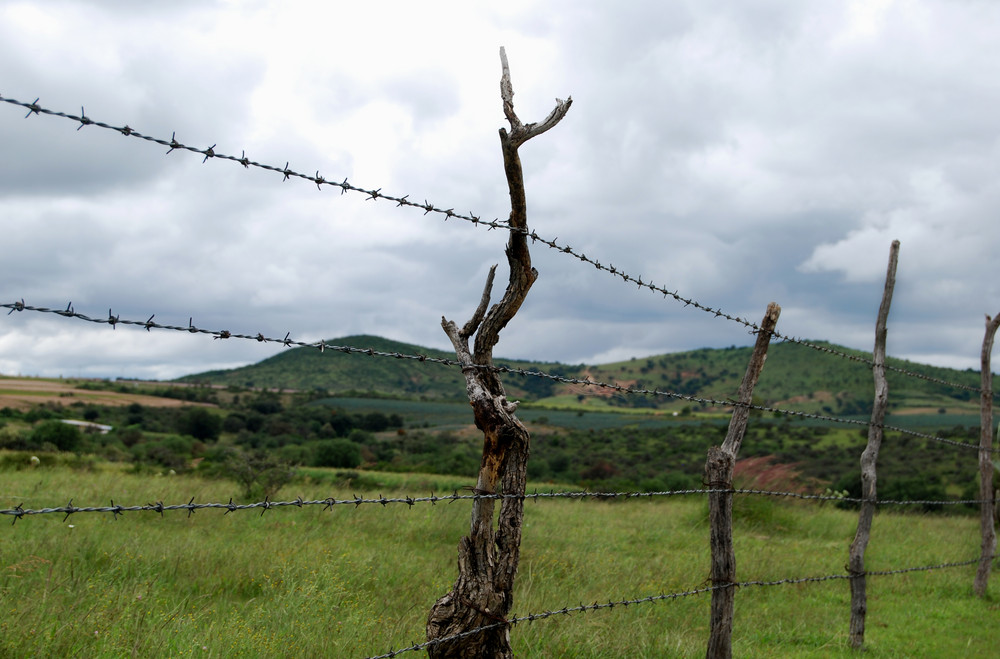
(1, 456, 997, 657)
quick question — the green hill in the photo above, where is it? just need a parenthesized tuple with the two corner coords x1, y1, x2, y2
(572, 340, 982, 418)
(179, 335, 468, 399)
(178, 335, 984, 418)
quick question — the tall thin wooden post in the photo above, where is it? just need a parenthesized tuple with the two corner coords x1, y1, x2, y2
(973, 312, 1000, 596)
(705, 301, 780, 659)
(848, 239, 899, 650)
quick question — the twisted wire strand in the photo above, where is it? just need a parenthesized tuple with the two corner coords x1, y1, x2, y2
(2, 300, 994, 453)
(2, 489, 991, 524)
(0, 95, 985, 397)
(364, 586, 721, 659)
(0, 94, 503, 230)
(517, 226, 983, 395)
(363, 555, 992, 658)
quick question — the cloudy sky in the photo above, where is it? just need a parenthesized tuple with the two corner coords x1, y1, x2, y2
(2, 0, 999, 382)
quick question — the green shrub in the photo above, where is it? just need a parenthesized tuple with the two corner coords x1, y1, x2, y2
(314, 439, 362, 468)
(23, 408, 55, 423)
(29, 421, 81, 452)
(0, 426, 30, 451)
(277, 444, 312, 465)
(130, 440, 188, 472)
(177, 408, 222, 441)
(199, 445, 295, 500)
(348, 428, 374, 444)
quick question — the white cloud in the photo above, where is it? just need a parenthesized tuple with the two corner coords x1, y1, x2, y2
(2, 0, 1000, 380)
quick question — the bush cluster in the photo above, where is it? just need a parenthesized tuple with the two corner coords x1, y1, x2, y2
(0, 390, 985, 514)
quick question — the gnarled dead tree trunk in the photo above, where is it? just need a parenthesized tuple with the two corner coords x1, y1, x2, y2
(425, 47, 571, 659)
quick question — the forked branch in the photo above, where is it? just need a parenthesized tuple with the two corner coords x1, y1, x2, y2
(500, 46, 573, 149)
(472, 48, 572, 367)
(428, 48, 571, 659)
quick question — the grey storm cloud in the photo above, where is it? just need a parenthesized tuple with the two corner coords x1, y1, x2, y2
(2, 0, 999, 381)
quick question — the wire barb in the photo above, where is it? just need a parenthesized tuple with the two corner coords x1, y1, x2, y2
(363, 556, 993, 659)
(3, 488, 993, 521)
(2, 300, 993, 452)
(0, 93, 987, 397)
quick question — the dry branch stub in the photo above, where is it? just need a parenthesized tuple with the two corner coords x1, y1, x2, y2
(424, 47, 571, 659)
(848, 239, 899, 650)
(705, 301, 781, 659)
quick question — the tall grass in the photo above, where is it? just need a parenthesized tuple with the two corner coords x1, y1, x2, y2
(0, 458, 996, 657)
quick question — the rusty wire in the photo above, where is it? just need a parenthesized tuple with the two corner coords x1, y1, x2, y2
(2, 300, 994, 454)
(363, 555, 992, 658)
(0, 94, 985, 397)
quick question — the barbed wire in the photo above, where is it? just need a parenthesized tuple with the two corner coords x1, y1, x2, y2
(363, 555, 991, 658)
(768, 337, 984, 394)
(364, 586, 721, 659)
(0, 94, 506, 231)
(517, 228, 984, 394)
(2, 488, 991, 524)
(0, 94, 984, 397)
(507, 366, 994, 453)
(2, 300, 994, 454)
(0, 299, 464, 365)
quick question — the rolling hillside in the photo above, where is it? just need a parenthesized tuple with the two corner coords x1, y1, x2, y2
(178, 335, 984, 418)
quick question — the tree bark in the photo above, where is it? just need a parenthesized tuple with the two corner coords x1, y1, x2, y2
(973, 312, 1000, 596)
(425, 47, 571, 659)
(848, 239, 899, 650)
(705, 302, 780, 659)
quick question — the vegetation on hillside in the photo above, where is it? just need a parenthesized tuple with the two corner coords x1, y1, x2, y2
(0, 382, 986, 514)
(176, 335, 985, 419)
(0, 374, 994, 655)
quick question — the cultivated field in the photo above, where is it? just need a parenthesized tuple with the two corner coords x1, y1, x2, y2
(0, 377, 211, 410)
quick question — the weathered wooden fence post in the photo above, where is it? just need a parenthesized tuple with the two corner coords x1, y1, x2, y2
(425, 47, 571, 659)
(847, 239, 899, 650)
(973, 312, 1000, 596)
(705, 301, 781, 659)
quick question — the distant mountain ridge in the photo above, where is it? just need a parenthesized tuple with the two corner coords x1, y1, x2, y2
(178, 334, 983, 416)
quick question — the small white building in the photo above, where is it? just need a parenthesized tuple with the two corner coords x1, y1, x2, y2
(60, 419, 113, 434)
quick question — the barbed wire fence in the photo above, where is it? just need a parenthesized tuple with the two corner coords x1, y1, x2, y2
(2, 94, 998, 656)
(3, 307, 996, 655)
(0, 480, 994, 657)
(0, 487, 996, 524)
(0, 94, 989, 398)
(2, 302, 992, 456)
(362, 556, 991, 659)
(4, 488, 997, 524)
